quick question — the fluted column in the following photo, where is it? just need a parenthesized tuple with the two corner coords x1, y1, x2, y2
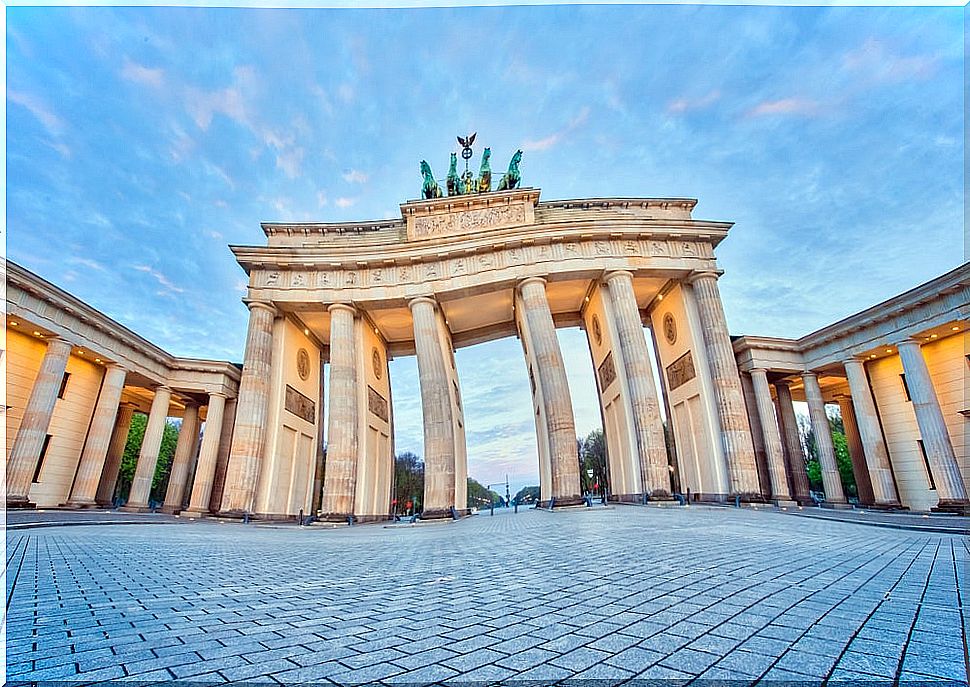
(220, 301, 277, 514)
(687, 271, 760, 497)
(835, 395, 876, 506)
(518, 277, 581, 503)
(842, 358, 900, 506)
(802, 372, 846, 504)
(321, 304, 359, 517)
(160, 403, 200, 514)
(183, 393, 227, 515)
(65, 364, 128, 507)
(208, 398, 236, 512)
(604, 271, 670, 496)
(123, 386, 173, 510)
(7, 337, 74, 507)
(897, 339, 969, 508)
(775, 381, 812, 503)
(409, 297, 456, 515)
(749, 369, 793, 503)
(96, 405, 136, 506)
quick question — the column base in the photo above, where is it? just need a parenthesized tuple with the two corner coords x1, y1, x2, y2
(821, 502, 854, 510)
(318, 512, 356, 523)
(932, 501, 970, 516)
(420, 508, 457, 520)
(772, 499, 799, 508)
(6, 498, 37, 510)
(537, 495, 586, 509)
(157, 505, 183, 515)
(59, 500, 102, 510)
(866, 501, 906, 511)
(119, 504, 154, 513)
(180, 508, 210, 518)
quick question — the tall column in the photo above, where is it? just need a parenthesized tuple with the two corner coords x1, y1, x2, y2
(835, 394, 876, 506)
(518, 277, 582, 503)
(184, 393, 227, 515)
(123, 386, 172, 510)
(7, 337, 74, 507)
(604, 271, 670, 496)
(312, 349, 328, 514)
(409, 297, 457, 515)
(208, 398, 236, 512)
(802, 372, 846, 504)
(740, 372, 772, 498)
(897, 339, 969, 509)
(220, 301, 277, 514)
(96, 405, 136, 506)
(160, 402, 200, 514)
(749, 369, 793, 503)
(687, 271, 761, 497)
(842, 360, 899, 506)
(65, 364, 128, 507)
(775, 381, 812, 503)
(321, 304, 359, 517)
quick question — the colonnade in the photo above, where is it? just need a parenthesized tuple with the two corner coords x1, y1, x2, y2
(744, 336, 968, 511)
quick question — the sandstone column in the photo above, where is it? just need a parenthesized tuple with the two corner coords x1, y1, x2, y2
(749, 369, 793, 503)
(409, 297, 457, 515)
(801, 372, 846, 504)
(518, 277, 582, 504)
(897, 339, 970, 509)
(220, 301, 276, 514)
(775, 381, 812, 503)
(160, 402, 200, 513)
(123, 386, 172, 510)
(321, 304, 359, 518)
(687, 271, 760, 497)
(7, 337, 74, 507)
(96, 405, 136, 507)
(604, 271, 670, 496)
(183, 393, 227, 515)
(842, 359, 900, 506)
(65, 364, 128, 507)
(835, 395, 875, 506)
(208, 398, 237, 512)
(741, 372, 772, 499)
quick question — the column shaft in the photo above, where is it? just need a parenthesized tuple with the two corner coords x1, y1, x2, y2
(96, 406, 136, 506)
(161, 403, 200, 513)
(836, 395, 876, 506)
(605, 272, 670, 496)
(749, 369, 793, 502)
(124, 386, 173, 509)
(688, 273, 760, 497)
(184, 394, 227, 514)
(220, 302, 276, 513)
(410, 298, 456, 514)
(321, 304, 359, 516)
(741, 372, 772, 498)
(897, 340, 969, 507)
(7, 337, 74, 506)
(775, 382, 812, 503)
(842, 360, 899, 506)
(519, 278, 581, 503)
(208, 398, 237, 512)
(802, 372, 846, 504)
(66, 365, 128, 506)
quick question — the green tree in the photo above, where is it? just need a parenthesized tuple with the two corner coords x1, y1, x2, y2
(798, 409, 857, 498)
(513, 485, 540, 504)
(114, 413, 180, 505)
(467, 478, 503, 509)
(393, 451, 424, 514)
(579, 428, 607, 495)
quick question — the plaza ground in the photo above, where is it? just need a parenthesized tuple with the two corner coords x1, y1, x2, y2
(5, 506, 969, 685)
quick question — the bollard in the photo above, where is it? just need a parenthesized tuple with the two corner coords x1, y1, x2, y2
(299, 509, 304, 526)
(686, 488, 691, 504)
(490, 499, 495, 516)
(549, 497, 556, 511)
(242, 512, 250, 524)
(450, 506, 459, 521)
(514, 501, 518, 514)
(347, 514, 355, 526)
(734, 495, 741, 508)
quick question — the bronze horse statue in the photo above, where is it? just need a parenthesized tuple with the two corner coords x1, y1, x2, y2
(420, 160, 442, 199)
(497, 150, 523, 191)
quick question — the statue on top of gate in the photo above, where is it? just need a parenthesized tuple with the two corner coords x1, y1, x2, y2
(419, 135, 522, 199)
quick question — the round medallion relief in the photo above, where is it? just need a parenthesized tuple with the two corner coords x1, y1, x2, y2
(592, 315, 603, 346)
(296, 348, 310, 380)
(372, 347, 383, 379)
(662, 312, 677, 346)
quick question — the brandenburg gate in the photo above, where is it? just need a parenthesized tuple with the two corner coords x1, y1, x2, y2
(217, 145, 764, 520)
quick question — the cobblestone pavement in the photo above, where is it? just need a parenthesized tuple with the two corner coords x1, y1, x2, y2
(5, 506, 969, 685)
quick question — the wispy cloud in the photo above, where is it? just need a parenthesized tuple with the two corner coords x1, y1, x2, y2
(121, 59, 165, 88)
(132, 264, 184, 294)
(842, 38, 938, 84)
(342, 169, 368, 184)
(667, 90, 721, 114)
(8, 89, 65, 136)
(335, 197, 356, 209)
(317, 191, 328, 207)
(747, 97, 821, 118)
(276, 147, 305, 179)
(522, 107, 590, 152)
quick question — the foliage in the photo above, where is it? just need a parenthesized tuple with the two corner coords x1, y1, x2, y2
(798, 409, 857, 498)
(115, 413, 180, 504)
(579, 428, 608, 494)
(394, 451, 424, 513)
(513, 486, 541, 504)
(467, 478, 504, 509)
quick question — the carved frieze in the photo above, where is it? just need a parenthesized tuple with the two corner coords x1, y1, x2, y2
(598, 352, 617, 389)
(285, 385, 315, 423)
(666, 351, 696, 391)
(410, 203, 527, 239)
(368, 386, 389, 422)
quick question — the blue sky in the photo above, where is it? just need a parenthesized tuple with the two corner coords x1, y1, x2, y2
(7, 5, 963, 492)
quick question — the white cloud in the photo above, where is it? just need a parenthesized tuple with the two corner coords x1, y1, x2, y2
(667, 90, 721, 114)
(8, 90, 65, 136)
(276, 147, 305, 179)
(121, 59, 164, 88)
(335, 197, 356, 208)
(522, 107, 590, 152)
(842, 38, 937, 84)
(132, 264, 185, 294)
(746, 97, 820, 118)
(342, 169, 368, 184)
(316, 191, 328, 207)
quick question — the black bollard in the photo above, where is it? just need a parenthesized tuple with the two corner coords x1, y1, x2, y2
(243, 512, 250, 524)
(734, 495, 741, 508)
(299, 509, 304, 526)
(347, 514, 355, 526)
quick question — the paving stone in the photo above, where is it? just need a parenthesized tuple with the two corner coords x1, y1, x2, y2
(604, 646, 664, 672)
(658, 646, 721, 674)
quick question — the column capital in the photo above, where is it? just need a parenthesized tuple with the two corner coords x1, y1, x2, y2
(517, 276, 548, 291)
(749, 367, 770, 380)
(327, 302, 356, 315)
(894, 337, 924, 349)
(842, 356, 869, 366)
(207, 391, 228, 400)
(800, 370, 819, 380)
(244, 300, 278, 316)
(407, 296, 438, 310)
(603, 270, 635, 284)
(104, 362, 128, 373)
(773, 379, 792, 390)
(686, 268, 724, 285)
(154, 384, 173, 392)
